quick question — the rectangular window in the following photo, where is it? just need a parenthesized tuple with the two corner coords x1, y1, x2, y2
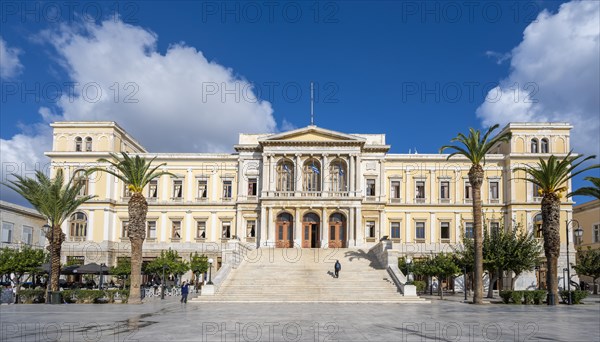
(85, 139, 92, 152)
(366, 179, 376, 197)
(490, 181, 499, 200)
(197, 180, 208, 199)
(465, 182, 472, 200)
(172, 221, 182, 239)
(222, 222, 231, 239)
(593, 224, 600, 243)
(440, 181, 450, 200)
(148, 180, 158, 199)
(366, 221, 375, 238)
(391, 222, 401, 239)
(490, 222, 500, 233)
(173, 180, 183, 199)
(123, 183, 132, 198)
(415, 222, 425, 240)
(465, 222, 474, 239)
(533, 183, 542, 198)
(415, 180, 425, 199)
(330, 225, 336, 240)
(222, 180, 232, 199)
(440, 222, 450, 240)
(1, 222, 13, 243)
(22, 225, 33, 245)
(196, 221, 206, 239)
(246, 220, 256, 238)
(390, 181, 401, 199)
(121, 221, 129, 238)
(248, 178, 257, 196)
(147, 221, 157, 239)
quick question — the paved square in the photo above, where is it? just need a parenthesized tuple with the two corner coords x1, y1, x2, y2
(2, 296, 599, 341)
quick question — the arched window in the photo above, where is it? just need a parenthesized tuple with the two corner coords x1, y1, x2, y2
(530, 138, 539, 153)
(73, 169, 88, 196)
(303, 158, 321, 192)
(276, 159, 295, 192)
(277, 212, 293, 223)
(85, 137, 93, 152)
(75, 137, 82, 152)
(329, 159, 347, 192)
(303, 212, 320, 223)
(69, 212, 87, 240)
(329, 212, 346, 223)
(541, 138, 549, 153)
(533, 213, 543, 238)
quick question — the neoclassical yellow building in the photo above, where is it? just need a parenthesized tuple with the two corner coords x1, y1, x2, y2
(45, 121, 577, 287)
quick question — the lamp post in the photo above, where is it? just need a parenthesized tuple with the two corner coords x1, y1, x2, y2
(463, 265, 468, 301)
(406, 255, 412, 282)
(207, 258, 214, 285)
(99, 263, 106, 290)
(42, 224, 51, 304)
(161, 264, 168, 300)
(562, 268, 568, 298)
(534, 266, 540, 290)
(565, 219, 581, 305)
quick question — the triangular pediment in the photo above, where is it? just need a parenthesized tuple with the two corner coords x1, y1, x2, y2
(261, 125, 365, 144)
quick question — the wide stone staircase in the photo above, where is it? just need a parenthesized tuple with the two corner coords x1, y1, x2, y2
(191, 248, 428, 303)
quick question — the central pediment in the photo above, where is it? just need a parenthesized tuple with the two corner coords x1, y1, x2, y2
(260, 125, 365, 145)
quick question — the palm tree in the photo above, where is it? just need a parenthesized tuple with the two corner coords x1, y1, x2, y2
(569, 176, 600, 200)
(440, 124, 512, 304)
(515, 152, 598, 305)
(2, 169, 95, 292)
(88, 152, 172, 304)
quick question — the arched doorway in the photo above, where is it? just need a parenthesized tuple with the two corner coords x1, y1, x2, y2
(329, 213, 347, 248)
(275, 212, 294, 248)
(302, 213, 320, 248)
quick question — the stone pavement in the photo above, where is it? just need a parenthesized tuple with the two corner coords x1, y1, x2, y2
(1, 297, 599, 341)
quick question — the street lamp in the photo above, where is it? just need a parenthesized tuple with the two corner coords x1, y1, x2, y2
(574, 226, 583, 246)
(42, 224, 52, 304)
(99, 263, 106, 290)
(161, 264, 169, 300)
(207, 258, 214, 285)
(565, 219, 580, 305)
(405, 256, 412, 283)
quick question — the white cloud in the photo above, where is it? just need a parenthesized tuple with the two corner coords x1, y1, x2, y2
(477, 1, 600, 156)
(1, 18, 278, 204)
(0, 36, 23, 79)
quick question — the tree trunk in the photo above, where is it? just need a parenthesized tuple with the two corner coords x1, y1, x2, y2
(128, 192, 148, 305)
(541, 193, 561, 305)
(487, 271, 497, 298)
(49, 224, 65, 292)
(469, 164, 485, 304)
(593, 279, 597, 295)
(439, 277, 444, 299)
(511, 275, 516, 290)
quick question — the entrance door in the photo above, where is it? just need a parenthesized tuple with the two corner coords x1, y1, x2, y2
(275, 213, 294, 248)
(329, 213, 347, 248)
(302, 213, 320, 248)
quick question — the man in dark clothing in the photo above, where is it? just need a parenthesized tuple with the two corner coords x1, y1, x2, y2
(180, 281, 189, 303)
(334, 260, 341, 278)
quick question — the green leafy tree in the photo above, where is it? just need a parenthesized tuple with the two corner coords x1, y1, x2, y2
(504, 228, 542, 290)
(440, 124, 512, 304)
(189, 252, 209, 288)
(0, 247, 46, 303)
(145, 249, 190, 282)
(573, 247, 600, 294)
(88, 152, 173, 304)
(515, 152, 598, 304)
(110, 258, 131, 289)
(410, 254, 461, 299)
(1, 169, 94, 292)
(569, 177, 600, 200)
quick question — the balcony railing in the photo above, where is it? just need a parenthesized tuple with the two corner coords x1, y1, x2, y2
(439, 198, 450, 204)
(68, 236, 86, 242)
(415, 198, 426, 204)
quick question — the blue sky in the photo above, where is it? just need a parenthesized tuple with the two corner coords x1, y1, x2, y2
(1, 0, 599, 205)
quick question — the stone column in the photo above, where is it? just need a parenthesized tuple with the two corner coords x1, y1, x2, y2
(295, 207, 301, 247)
(269, 155, 275, 192)
(405, 213, 412, 243)
(348, 207, 355, 246)
(267, 207, 274, 245)
(429, 212, 436, 244)
(236, 160, 244, 201)
(187, 168, 194, 202)
(186, 211, 193, 242)
(321, 207, 328, 247)
(261, 154, 268, 196)
(430, 170, 436, 204)
(348, 154, 354, 193)
(295, 154, 302, 195)
(355, 155, 362, 196)
(379, 210, 385, 240)
(322, 154, 329, 196)
(355, 207, 363, 245)
(259, 206, 267, 246)
(454, 212, 461, 243)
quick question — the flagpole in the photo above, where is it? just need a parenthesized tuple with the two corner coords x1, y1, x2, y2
(310, 81, 314, 126)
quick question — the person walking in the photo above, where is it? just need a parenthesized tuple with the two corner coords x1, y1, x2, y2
(334, 260, 341, 278)
(180, 281, 189, 303)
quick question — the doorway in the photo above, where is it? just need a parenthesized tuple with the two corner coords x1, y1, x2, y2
(302, 213, 320, 248)
(275, 212, 294, 248)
